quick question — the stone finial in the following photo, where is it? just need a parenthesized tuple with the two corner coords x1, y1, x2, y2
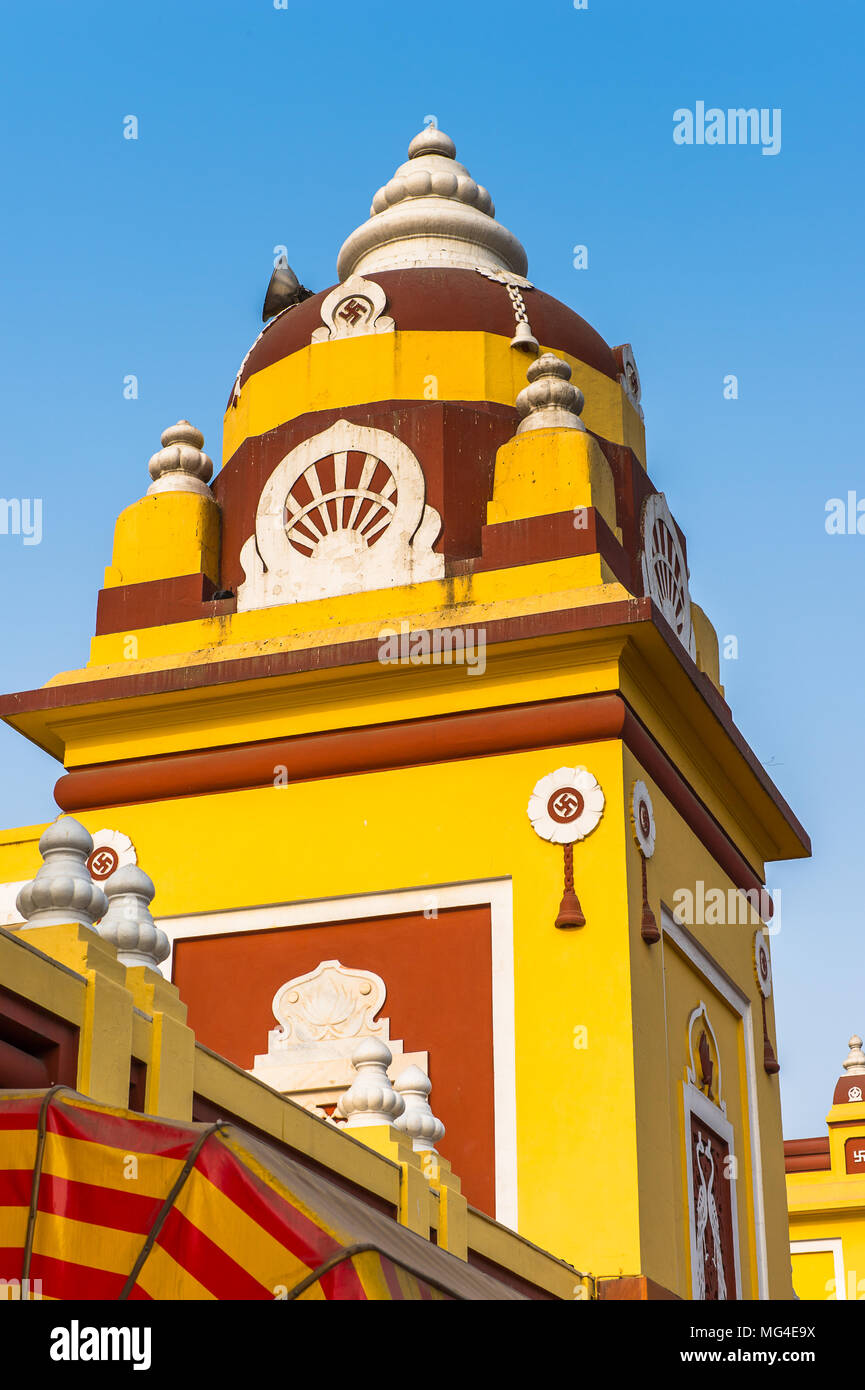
(407, 127, 457, 161)
(146, 420, 213, 497)
(394, 1066, 445, 1153)
(98, 865, 169, 972)
(336, 1038, 405, 1129)
(516, 353, 587, 434)
(337, 126, 527, 281)
(16, 818, 108, 929)
(843, 1035, 865, 1075)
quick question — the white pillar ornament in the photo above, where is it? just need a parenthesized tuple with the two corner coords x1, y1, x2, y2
(98, 865, 170, 972)
(15, 818, 108, 929)
(516, 353, 586, 432)
(753, 930, 779, 1075)
(631, 780, 660, 945)
(394, 1066, 445, 1153)
(527, 766, 604, 928)
(337, 1038, 405, 1129)
(843, 1035, 865, 1076)
(146, 420, 213, 497)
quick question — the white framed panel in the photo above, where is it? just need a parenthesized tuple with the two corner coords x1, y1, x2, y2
(662, 904, 769, 1299)
(157, 876, 518, 1230)
(683, 1077, 743, 1301)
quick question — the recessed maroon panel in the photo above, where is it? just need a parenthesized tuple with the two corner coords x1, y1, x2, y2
(214, 400, 516, 594)
(689, 1114, 738, 1300)
(845, 1136, 865, 1175)
(0, 986, 79, 1088)
(173, 905, 497, 1217)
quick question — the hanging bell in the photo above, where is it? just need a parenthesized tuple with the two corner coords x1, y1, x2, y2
(510, 319, 539, 354)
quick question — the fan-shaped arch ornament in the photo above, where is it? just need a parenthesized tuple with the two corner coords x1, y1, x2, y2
(238, 420, 444, 610)
(640, 492, 696, 658)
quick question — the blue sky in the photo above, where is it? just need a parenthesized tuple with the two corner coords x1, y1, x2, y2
(0, 0, 862, 1139)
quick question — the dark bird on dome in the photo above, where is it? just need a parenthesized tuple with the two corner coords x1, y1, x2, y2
(262, 258, 314, 322)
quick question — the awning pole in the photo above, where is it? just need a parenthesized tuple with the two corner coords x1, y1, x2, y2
(118, 1121, 225, 1300)
(22, 1085, 72, 1286)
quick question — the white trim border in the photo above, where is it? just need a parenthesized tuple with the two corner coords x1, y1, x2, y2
(662, 904, 769, 1299)
(790, 1238, 845, 1300)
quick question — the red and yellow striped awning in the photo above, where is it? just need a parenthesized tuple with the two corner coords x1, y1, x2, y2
(0, 1089, 521, 1301)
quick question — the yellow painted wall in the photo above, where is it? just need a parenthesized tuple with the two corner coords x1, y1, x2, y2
(79, 554, 626, 676)
(223, 329, 646, 467)
(622, 748, 789, 1299)
(0, 729, 790, 1295)
(104, 492, 221, 588)
(791, 1248, 836, 1300)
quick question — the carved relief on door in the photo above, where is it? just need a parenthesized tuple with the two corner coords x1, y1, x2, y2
(683, 1001, 741, 1300)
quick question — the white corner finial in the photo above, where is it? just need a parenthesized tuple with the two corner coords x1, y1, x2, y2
(98, 865, 169, 972)
(146, 420, 213, 496)
(843, 1035, 865, 1075)
(336, 1038, 405, 1129)
(394, 1065, 445, 1153)
(516, 353, 587, 434)
(16, 818, 108, 929)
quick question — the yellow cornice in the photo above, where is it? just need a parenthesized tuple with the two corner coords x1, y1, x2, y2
(4, 607, 807, 870)
(58, 554, 624, 678)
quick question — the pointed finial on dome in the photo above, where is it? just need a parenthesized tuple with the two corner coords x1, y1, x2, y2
(407, 126, 456, 161)
(394, 1066, 445, 1153)
(843, 1035, 865, 1075)
(146, 420, 213, 497)
(16, 818, 108, 929)
(98, 865, 169, 972)
(516, 353, 587, 433)
(337, 1038, 405, 1129)
(336, 127, 526, 280)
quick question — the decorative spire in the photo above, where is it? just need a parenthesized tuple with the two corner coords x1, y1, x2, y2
(337, 126, 528, 281)
(98, 866, 169, 972)
(394, 1066, 445, 1153)
(16, 818, 108, 929)
(337, 1038, 405, 1129)
(843, 1035, 865, 1075)
(146, 420, 213, 497)
(516, 354, 587, 434)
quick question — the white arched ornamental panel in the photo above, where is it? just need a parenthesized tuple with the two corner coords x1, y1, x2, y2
(238, 420, 444, 610)
(640, 491, 696, 658)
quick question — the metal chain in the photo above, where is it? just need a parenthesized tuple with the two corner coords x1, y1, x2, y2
(507, 284, 530, 324)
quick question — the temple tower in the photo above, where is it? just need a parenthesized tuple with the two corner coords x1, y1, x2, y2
(0, 126, 809, 1298)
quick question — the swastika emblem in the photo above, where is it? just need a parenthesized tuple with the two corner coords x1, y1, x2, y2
(337, 297, 368, 326)
(547, 788, 585, 825)
(528, 765, 604, 847)
(754, 933, 772, 999)
(87, 846, 119, 880)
